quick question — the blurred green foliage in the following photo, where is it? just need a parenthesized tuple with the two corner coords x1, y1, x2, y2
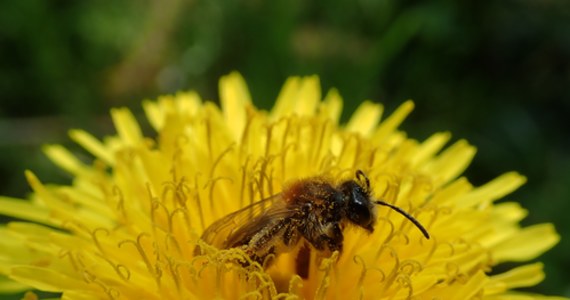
(0, 0, 569, 298)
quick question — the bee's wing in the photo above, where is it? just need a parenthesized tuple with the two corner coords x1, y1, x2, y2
(200, 194, 295, 249)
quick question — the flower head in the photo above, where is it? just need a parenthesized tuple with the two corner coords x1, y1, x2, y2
(0, 73, 563, 299)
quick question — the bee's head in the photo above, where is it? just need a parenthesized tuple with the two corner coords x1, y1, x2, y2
(342, 170, 431, 239)
(339, 170, 376, 232)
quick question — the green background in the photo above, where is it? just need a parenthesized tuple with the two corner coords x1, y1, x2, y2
(1, 0, 568, 298)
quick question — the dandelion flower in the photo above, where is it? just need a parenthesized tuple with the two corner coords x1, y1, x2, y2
(0, 72, 564, 299)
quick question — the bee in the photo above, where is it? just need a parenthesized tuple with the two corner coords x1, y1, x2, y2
(197, 170, 429, 277)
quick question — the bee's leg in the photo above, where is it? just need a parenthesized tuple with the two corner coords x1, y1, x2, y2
(311, 223, 343, 253)
(326, 223, 344, 252)
(245, 218, 292, 265)
(282, 219, 300, 247)
(247, 246, 275, 267)
(295, 242, 311, 279)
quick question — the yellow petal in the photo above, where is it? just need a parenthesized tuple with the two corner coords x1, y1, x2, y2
(110, 107, 142, 145)
(293, 75, 320, 116)
(372, 100, 414, 142)
(478, 202, 528, 248)
(492, 223, 560, 263)
(492, 202, 528, 223)
(10, 266, 90, 292)
(0, 196, 51, 225)
(219, 71, 251, 142)
(143, 92, 203, 131)
(24, 171, 88, 225)
(0, 275, 29, 293)
(422, 139, 477, 186)
(272, 75, 320, 118)
(61, 291, 104, 300)
(320, 88, 343, 123)
(411, 131, 452, 167)
(141, 99, 164, 130)
(69, 129, 114, 165)
(460, 172, 527, 208)
(271, 76, 301, 117)
(485, 263, 545, 294)
(43, 144, 88, 176)
(346, 101, 383, 137)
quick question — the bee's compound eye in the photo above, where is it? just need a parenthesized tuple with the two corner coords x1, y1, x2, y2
(347, 193, 373, 230)
(340, 180, 375, 231)
(350, 203, 371, 225)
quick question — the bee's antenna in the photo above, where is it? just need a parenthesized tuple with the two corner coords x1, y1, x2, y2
(355, 170, 370, 191)
(374, 200, 430, 239)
